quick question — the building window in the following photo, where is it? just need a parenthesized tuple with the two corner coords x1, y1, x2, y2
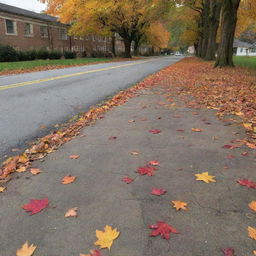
(24, 23, 33, 36)
(40, 26, 48, 38)
(5, 19, 17, 35)
(240, 48, 243, 53)
(59, 28, 68, 40)
(251, 48, 256, 53)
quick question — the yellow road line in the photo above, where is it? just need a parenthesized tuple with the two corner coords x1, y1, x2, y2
(0, 59, 154, 91)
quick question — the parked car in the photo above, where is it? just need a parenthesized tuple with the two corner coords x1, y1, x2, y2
(175, 51, 182, 56)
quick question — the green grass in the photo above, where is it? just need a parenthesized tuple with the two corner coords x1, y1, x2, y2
(233, 56, 256, 69)
(0, 58, 110, 72)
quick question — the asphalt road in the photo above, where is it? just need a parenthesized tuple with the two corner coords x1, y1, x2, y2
(0, 56, 182, 161)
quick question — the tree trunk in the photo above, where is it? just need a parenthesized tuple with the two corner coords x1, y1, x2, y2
(215, 0, 241, 67)
(204, 0, 222, 60)
(200, 0, 210, 58)
(134, 40, 139, 56)
(123, 39, 132, 58)
(111, 34, 116, 57)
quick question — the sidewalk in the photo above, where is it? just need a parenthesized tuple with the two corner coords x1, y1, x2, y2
(0, 71, 256, 255)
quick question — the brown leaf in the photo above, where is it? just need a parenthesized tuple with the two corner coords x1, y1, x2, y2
(62, 175, 76, 184)
(65, 207, 78, 217)
(30, 168, 42, 175)
(69, 154, 80, 159)
(0, 186, 6, 192)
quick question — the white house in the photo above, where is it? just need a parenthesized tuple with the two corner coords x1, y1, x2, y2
(233, 39, 256, 56)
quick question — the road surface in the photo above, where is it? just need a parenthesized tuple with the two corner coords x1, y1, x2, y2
(0, 56, 182, 161)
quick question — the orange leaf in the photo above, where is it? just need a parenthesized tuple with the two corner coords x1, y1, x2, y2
(248, 201, 256, 212)
(172, 201, 188, 211)
(248, 226, 256, 240)
(62, 175, 76, 184)
(191, 128, 202, 132)
(30, 168, 42, 175)
(65, 207, 78, 217)
(16, 167, 27, 173)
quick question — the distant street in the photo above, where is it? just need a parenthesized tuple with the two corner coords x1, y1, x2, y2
(0, 56, 182, 161)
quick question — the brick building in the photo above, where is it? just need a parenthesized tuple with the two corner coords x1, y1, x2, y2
(0, 3, 123, 56)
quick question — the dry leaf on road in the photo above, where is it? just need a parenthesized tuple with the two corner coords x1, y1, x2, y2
(122, 176, 134, 184)
(149, 221, 179, 240)
(151, 188, 167, 196)
(16, 241, 36, 256)
(65, 207, 78, 217)
(94, 225, 120, 250)
(30, 168, 42, 175)
(16, 167, 27, 173)
(191, 128, 202, 132)
(172, 201, 188, 211)
(22, 198, 49, 215)
(195, 172, 216, 183)
(248, 226, 256, 240)
(69, 154, 80, 159)
(248, 201, 256, 212)
(62, 175, 76, 184)
(80, 250, 103, 256)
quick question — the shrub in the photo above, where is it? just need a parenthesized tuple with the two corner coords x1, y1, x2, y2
(48, 50, 62, 59)
(26, 50, 37, 60)
(64, 51, 76, 59)
(17, 51, 28, 61)
(37, 48, 49, 60)
(0, 45, 18, 62)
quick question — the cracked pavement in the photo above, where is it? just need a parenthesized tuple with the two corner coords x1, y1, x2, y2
(0, 86, 255, 255)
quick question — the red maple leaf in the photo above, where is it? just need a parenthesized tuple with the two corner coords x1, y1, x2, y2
(22, 198, 49, 215)
(122, 176, 134, 184)
(176, 129, 184, 132)
(89, 250, 104, 256)
(151, 188, 167, 196)
(222, 145, 233, 149)
(149, 129, 161, 134)
(237, 179, 256, 189)
(221, 248, 235, 256)
(136, 165, 157, 176)
(149, 221, 179, 240)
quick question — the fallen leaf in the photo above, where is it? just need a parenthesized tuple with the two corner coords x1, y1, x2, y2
(195, 172, 216, 183)
(237, 179, 256, 189)
(136, 165, 157, 176)
(172, 201, 188, 211)
(192, 112, 199, 115)
(221, 248, 234, 256)
(248, 226, 256, 240)
(149, 221, 179, 240)
(65, 207, 78, 217)
(40, 125, 46, 129)
(80, 250, 103, 256)
(243, 123, 252, 130)
(222, 144, 233, 149)
(131, 151, 139, 155)
(122, 176, 134, 184)
(149, 129, 161, 134)
(253, 250, 256, 255)
(148, 160, 159, 166)
(0, 186, 6, 192)
(62, 175, 76, 184)
(16, 241, 37, 256)
(109, 136, 117, 140)
(128, 119, 135, 123)
(241, 152, 249, 157)
(22, 198, 49, 215)
(151, 188, 167, 196)
(69, 154, 80, 159)
(248, 201, 256, 212)
(94, 225, 120, 250)
(16, 167, 27, 173)
(176, 129, 184, 132)
(30, 168, 42, 175)
(246, 142, 256, 149)
(173, 115, 181, 118)
(191, 128, 202, 132)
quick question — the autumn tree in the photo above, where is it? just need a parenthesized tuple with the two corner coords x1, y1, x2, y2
(42, 0, 172, 58)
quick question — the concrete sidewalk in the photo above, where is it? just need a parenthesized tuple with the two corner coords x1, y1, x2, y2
(0, 86, 255, 256)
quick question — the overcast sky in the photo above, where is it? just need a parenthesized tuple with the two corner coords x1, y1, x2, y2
(0, 0, 47, 12)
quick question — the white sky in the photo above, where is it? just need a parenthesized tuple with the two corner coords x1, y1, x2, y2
(0, 0, 47, 13)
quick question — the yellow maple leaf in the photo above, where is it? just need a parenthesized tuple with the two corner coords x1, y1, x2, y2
(195, 172, 216, 183)
(172, 200, 188, 210)
(248, 226, 256, 240)
(243, 123, 252, 130)
(0, 187, 6, 192)
(248, 201, 256, 212)
(94, 225, 120, 250)
(16, 167, 27, 173)
(16, 241, 37, 256)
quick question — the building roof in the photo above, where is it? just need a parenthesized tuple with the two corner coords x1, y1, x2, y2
(233, 39, 253, 48)
(0, 3, 59, 23)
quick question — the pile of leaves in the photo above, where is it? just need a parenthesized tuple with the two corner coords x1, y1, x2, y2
(0, 67, 163, 182)
(160, 57, 256, 147)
